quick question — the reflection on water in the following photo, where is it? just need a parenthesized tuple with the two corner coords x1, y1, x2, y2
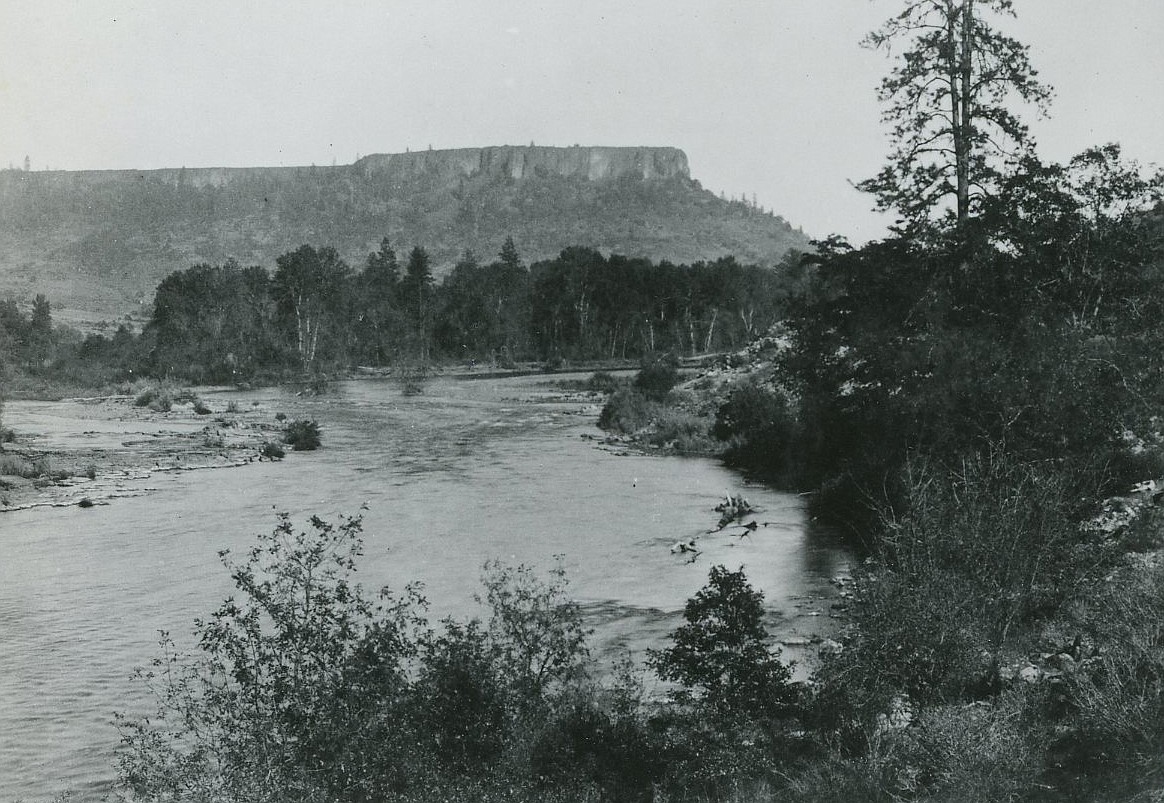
(0, 373, 851, 800)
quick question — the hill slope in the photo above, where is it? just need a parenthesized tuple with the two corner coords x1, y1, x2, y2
(0, 145, 810, 324)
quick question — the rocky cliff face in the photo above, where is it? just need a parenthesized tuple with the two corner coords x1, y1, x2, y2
(0, 146, 808, 325)
(354, 146, 690, 184)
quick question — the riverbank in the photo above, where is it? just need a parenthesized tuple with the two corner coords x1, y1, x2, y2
(0, 391, 289, 512)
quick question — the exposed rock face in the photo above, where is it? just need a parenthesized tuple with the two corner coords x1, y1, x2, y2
(0, 146, 809, 324)
(354, 146, 691, 184)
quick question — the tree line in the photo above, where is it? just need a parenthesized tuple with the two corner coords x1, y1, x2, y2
(19, 238, 795, 385)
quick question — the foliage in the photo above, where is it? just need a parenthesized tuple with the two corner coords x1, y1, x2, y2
(116, 512, 427, 802)
(713, 382, 800, 482)
(272, 245, 352, 370)
(815, 452, 1101, 734)
(478, 558, 591, 703)
(149, 260, 277, 381)
(651, 565, 794, 720)
(586, 370, 624, 394)
(633, 355, 680, 402)
(1051, 557, 1164, 771)
(860, 0, 1052, 230)
(597, 388, 656, 434)
(413, 619, 509, 772)
(282, 419, 322, 451)
(133, 384, 173, 413)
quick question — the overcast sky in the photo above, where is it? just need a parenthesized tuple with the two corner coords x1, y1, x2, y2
(1, 1, 1160, 243)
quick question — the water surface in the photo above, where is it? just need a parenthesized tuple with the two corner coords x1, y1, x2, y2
(0, 373, 850, 801)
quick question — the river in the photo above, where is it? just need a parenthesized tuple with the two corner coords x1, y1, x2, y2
(0, 372, 851, 801)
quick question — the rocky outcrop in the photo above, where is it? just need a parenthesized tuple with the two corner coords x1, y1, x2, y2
(354, 145, 690, 184)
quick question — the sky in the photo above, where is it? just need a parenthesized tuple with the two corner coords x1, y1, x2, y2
(1, 1, 1161, 244)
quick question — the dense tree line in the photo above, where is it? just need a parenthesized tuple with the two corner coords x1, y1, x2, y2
(34, 238, 793, 384)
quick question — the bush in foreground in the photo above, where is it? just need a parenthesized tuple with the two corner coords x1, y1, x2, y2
(282, 419, 322, 450)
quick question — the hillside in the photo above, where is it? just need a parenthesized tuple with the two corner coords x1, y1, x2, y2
(0, 146, 810, 325)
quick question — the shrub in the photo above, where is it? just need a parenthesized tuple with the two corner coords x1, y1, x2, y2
(134, 385, 173, 412)
(260, 440, 285, 460)
(713, 383, 800, 480)
(529, 694, 661, 803)
(645, 409, 717, 453)
(650, 565, 795, 720)
(586, 371, 624, 394)
(0, 453, 33, 477)
(814, 449, 1109, 746)
(116, 512, 428, 802)
(192, 398, 212, 415)
(226, 401, 241, 413)
(597, 388, 655, 434)
(283, 419, 322, 451)
(414, 620, 509, 772)
(1051, 559, 1164, 771)
(479, 558, 591, 704)
(633, 357, 680, 402)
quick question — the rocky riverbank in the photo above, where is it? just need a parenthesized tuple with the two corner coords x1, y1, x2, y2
(0, 391, 289, 512)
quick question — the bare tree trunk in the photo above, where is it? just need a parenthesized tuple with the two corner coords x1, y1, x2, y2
(956, 0, 973, 226)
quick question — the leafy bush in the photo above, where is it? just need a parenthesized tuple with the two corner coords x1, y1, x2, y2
(116, 512, 428, 801)
(645, 409, 717, 453)
(650, 565, 794, 720)
(597, 388, 655, 433)
(586, 370, 625, 394)
(414, 620, 509, 772)
(479, 558, 591, 703)
(633, 356, 680, 402)
(134, 385, 172, 412)
(260, 440, 285, 460)
(713, 383, 800, 478)
(283, 419, 322, 451)
(814, 450, 1109, 746)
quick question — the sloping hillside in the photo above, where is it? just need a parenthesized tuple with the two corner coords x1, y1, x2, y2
(0, 146, 809, 324)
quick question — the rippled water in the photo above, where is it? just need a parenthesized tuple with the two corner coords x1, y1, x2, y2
(0, 373, 850, 801)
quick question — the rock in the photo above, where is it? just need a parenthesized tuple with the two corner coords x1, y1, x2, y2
(875, 694, 914, 734)
(1018, 663, 1042, 683)
(819, 638, 844, 657)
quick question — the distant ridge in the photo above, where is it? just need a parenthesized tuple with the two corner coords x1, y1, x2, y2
(0, 146, 810, 324)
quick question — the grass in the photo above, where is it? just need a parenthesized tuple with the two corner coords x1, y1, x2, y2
(133, 383, 173, 412)
(0, 453, 73, 481)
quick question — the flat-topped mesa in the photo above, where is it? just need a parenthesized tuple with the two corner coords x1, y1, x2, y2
(353, 145, 691, 183)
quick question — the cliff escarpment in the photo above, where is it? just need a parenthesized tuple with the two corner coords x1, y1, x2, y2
(0, 146, 808, 323)
(353, 145, 690, 183)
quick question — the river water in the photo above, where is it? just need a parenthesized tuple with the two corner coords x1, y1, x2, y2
(0, 373, 850, 801)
